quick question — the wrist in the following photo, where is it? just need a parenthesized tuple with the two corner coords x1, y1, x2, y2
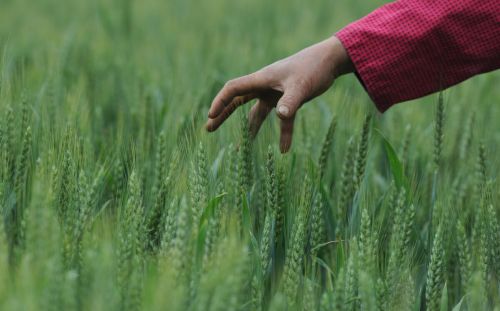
(325, 36, 354, 78)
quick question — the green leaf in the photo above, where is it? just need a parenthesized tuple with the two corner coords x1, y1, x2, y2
(196, 221, 208, 265)
(335, 240, 346, 272)
(241, 192, 252, 235)
(196, 193, 227, 265)
(452, 295, 465, 311)
(311, 239, 342, 252)
(440, 282, 448, 311)
(314, 257, 336, 279)
(319, 180, 333, 209)
(198, 192, 227, 228)
(211, 148, 226, 177)
(375, 128, 409, 195)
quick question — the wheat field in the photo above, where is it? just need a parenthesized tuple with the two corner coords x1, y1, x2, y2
(1, 0, 500, 310)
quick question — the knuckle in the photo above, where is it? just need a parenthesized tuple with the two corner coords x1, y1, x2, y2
(252, 70, 266, 82)
(280, 94, 295, 106)
(234, 96, 245, 107)
(293, 77, 313, 95)
(224, 79, 236, 90)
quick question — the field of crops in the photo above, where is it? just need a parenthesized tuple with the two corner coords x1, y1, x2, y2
(1, 0, 500, 310)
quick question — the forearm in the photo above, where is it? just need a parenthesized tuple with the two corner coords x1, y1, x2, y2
(336, 0, 500, 112)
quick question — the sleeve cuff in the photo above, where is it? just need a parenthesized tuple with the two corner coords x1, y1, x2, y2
(336, 27, 393, 113)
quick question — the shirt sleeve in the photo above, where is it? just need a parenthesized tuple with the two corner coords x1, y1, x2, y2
(335, 0, 500, 112)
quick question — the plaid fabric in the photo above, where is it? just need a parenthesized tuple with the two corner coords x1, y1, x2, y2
(336, 0, 500, 112)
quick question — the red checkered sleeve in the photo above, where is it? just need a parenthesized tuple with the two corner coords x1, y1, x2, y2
(336, 0, 500, 112)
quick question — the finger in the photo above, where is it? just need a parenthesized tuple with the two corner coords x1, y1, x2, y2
(208, 72, 269, 119)
(279, 117, 295, 153)
(276, 88, 304, 120)
(248, 100, 273, 139)
(205, 94, 256, 132)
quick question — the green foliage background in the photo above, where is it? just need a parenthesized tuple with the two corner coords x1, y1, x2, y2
(1, 0, 499, 310)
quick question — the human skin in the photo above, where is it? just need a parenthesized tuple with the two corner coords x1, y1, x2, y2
(205, 36, 354, 153)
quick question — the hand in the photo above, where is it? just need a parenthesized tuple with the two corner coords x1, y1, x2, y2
(205, 36, 353, 153)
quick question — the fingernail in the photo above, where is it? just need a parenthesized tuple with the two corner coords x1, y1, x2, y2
(278, 105, 289, 117)
(280, 142, 290, 154)
(205, 121, 213, 132)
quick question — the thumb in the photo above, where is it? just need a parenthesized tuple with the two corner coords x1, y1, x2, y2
(276, 89, 303, 120)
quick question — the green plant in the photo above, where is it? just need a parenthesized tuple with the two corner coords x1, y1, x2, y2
(337, 138, 356, 237)
(426, 225, 445, 311)
(433, 93, 445, 171)
(0, 1, 499, 309)
(318, 117, 337, 180)
(353, 114, 371, 191)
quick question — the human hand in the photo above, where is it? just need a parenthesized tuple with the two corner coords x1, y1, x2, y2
(205, 36, 353, 153)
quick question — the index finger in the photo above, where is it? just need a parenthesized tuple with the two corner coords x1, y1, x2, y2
(208, 72, 269, 119)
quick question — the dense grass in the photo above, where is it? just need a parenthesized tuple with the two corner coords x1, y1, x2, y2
(1, 0, 500, 310)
